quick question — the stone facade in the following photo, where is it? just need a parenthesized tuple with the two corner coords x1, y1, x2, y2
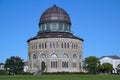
(28, 38, 83, 73)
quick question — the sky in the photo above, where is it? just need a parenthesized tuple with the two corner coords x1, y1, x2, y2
(0, 0, 120, 63)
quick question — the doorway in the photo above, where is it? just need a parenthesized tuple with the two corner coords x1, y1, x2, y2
(41, 61, 46, 71)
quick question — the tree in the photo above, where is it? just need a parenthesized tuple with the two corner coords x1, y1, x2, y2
(4, 56, 24, 75)
(102, 63, 113, 74)
(85, 56, 99, 74)
(96, 63, 104, 74)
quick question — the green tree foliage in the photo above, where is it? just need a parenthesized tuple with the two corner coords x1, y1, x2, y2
(96, 63, 104, 73)
(4, 56, 24, 75)
(85, 56, 99, 74)
(0, 70, 8, 75)
(102, 63, 113, 74)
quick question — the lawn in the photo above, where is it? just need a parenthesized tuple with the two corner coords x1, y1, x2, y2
(0, 74, 120, 80)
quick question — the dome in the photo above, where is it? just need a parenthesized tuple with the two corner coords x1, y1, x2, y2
(39, 5, 71, 25)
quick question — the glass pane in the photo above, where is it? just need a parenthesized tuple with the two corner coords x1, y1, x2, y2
(63, 53, 69, 58)
(46, 23, 50, 31)
(52, 23, 57, 30)
(58, 23, 63, 30)
(51, 54, 57, 58)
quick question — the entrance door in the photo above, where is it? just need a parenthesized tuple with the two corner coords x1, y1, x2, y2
(41, 61, 46, 71)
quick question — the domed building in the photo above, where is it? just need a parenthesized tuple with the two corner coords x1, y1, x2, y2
(27, 5, 83, 73)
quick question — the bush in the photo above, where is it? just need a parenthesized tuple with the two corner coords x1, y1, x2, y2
(0, 70, 8, 75)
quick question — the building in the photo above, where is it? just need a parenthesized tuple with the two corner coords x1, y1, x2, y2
(0, 63, 5, 70)
(99, 55, 120, 73)
(23, 61, 29, 72)
(27, 5, 83, 73)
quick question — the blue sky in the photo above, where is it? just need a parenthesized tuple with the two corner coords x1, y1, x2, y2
(0, 0, 120, 63)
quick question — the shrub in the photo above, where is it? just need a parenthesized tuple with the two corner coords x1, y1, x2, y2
(0, 70, 8, 75)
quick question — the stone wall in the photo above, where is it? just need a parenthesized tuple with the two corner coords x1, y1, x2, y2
(28, 38, 83, 73)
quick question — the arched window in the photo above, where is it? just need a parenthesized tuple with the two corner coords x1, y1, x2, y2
(51, 53, 57, 58)
(117, 64, 120, 69)
(72, 54, 77, 68)
(62, 53, 69, 68)
(33, 54, 37, 59)
(51, 53, 58, 68)
(63, 53, 69, 58)
(73, 54, 77, 59)
(41, 54, 46, 59)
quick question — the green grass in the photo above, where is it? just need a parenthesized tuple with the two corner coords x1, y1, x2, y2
(0, 74, 120, 80)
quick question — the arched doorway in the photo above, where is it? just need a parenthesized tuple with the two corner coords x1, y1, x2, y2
(41, 61, 46, 71)
(117, 64, 120, 74)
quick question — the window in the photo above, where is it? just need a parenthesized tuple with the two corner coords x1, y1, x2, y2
(62, 61, 68, 68)
(53, 42, 55, 48)
(64, 43, 66, 48)
(35, 43, 37, 49)
(41, 54, 46, 59)
(50, 42, 52, 48)
(45, 43, 47, 48)
(51, 61, 57, 68)
(46, 23, 50, 31)
(73, 54, 77, 59)
(67, 43, 69, 48)
(72, 43, 74, 48)
(33, 54, 37, 59)
(42, 24, 45, 31)
(63, 53, 69, 58)
(51, 54, 57, 58)
(52, 23, 57, 30)
(64, 23, 70, 31)
(58, 23, 63, 30)
(39, 43, 47, 49)
(62, 53, 69, 68)
(76, 44, 78, 49)
(64, 24, 67, 30)
(61, 42, 64, 48)
(67, 25, 70, 31)
(39, 43, 41, 49)
(42, 43, 44, 49)
(74, 44, 75, 49)
(56, 42, 58, 48)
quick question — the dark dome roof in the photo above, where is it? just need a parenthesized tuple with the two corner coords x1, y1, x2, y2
(39, 5, 71, 25)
